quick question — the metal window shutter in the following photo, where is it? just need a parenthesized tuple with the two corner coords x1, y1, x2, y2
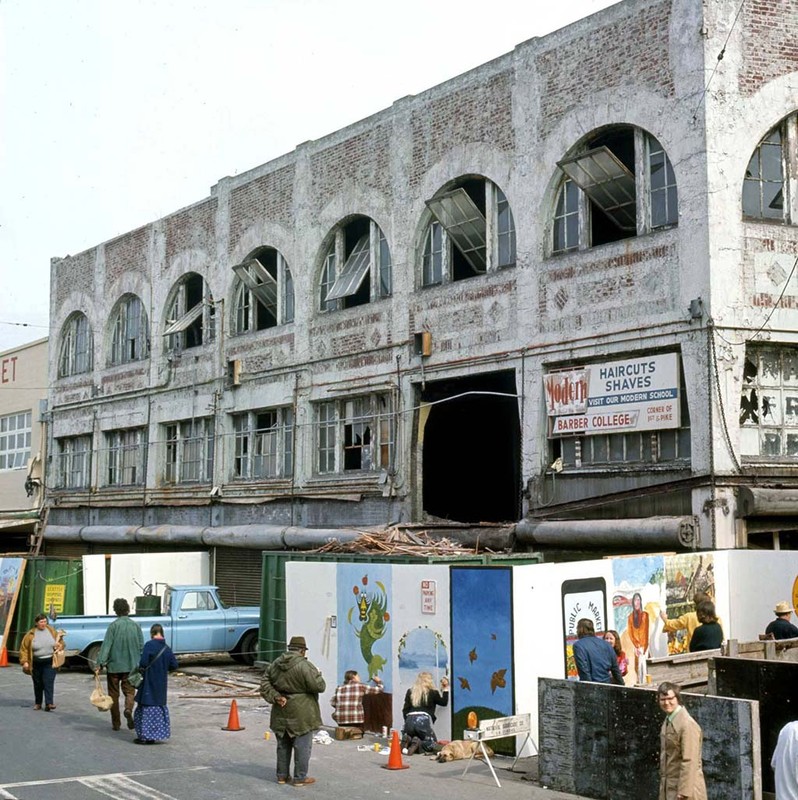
(214, 547, 263, 606)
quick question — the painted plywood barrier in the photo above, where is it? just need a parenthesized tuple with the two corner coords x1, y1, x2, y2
(286, 562, 452, 739)
(713, 656, 798, 796)
(539, 678, 760, 800)
(451, 567, 514, 754)
(285, 551, 798, 756)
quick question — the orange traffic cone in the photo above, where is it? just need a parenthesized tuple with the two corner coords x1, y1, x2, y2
(381, 729, 409, 770)
(222, 699, 245, 731)
(0, 647, 8, 668)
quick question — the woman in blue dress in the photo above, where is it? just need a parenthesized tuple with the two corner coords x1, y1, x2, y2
(133, 623, 178, 744)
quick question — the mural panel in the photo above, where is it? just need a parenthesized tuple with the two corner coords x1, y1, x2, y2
(336, 563, 393, 689)
(612, 556, 666, 681)
(661, 553, 716, 654)
(451, 567, 513, 754)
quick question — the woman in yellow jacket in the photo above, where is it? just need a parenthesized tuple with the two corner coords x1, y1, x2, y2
(19, 614, 64, 711)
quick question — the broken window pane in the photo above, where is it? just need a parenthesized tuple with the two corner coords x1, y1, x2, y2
(787, 433, 798, 457)
(426, 188, 488, 273)
(740, 389, 759, 425)
(558, 146, 637, 231)
(326, 235, 371, 301)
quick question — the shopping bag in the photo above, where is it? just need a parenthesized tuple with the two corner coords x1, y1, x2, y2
(52, 631, 66, 669)
(90, 673, 114, 712)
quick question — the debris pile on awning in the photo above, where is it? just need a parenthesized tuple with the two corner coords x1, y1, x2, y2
(309, 525, 506, 556)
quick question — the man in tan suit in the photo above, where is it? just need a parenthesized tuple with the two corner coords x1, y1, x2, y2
(657, 682, 707, 800)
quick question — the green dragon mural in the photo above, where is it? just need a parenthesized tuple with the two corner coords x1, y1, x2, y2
(348, 574, 389, 680)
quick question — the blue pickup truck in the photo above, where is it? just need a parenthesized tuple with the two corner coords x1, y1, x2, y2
(53, 585, 260, 668)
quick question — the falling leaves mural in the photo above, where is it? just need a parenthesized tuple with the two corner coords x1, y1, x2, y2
(451, 567, 514, 756)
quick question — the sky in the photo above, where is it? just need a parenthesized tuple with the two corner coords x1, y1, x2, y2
(0, 0, 620, 353)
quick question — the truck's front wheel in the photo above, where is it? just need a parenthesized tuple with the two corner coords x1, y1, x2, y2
(85, 643, 102, 672)
(234, 631, 259, 666)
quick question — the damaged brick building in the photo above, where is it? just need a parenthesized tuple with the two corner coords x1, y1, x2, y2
(42, 0, 798, 592)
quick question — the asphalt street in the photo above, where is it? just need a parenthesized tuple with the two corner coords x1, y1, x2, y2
(0, 658, 585, 800)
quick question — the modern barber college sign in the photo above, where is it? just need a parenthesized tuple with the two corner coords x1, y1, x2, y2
(544, 353, 680, 436)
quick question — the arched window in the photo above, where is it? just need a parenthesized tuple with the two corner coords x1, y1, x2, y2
(109, 294, 149, 365)
(232, 246, 294, 334)
(58, 312, 92, 377)
(552, 126, 678, 254)
(319, 216, 391, 312)
(743, 113, 797, 222)
(163, 273, 214, 352)
(421, 176, 515, 286)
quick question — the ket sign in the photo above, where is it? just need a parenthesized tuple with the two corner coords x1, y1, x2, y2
(545, 353, 680, 436)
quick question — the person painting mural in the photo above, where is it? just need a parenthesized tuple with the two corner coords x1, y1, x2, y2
(627, 592, 650, 682)
(657, 681, 707, 800)
(659, 592, 712, 651)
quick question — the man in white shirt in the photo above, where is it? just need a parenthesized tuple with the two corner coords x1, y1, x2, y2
(772, 720, 798, 800)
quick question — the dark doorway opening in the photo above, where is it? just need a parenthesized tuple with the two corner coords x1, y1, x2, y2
(420, 370, 521, 523)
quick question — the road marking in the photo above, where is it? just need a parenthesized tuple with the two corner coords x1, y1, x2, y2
(0, 766, 208, 790)
(0, 789, 17, 799)
(79, 774, 181, 799)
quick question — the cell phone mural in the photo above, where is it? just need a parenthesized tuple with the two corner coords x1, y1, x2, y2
(561, 577, 607, 679)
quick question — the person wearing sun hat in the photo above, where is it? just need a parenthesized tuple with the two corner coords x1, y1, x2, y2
(765, 601, 798, 640)
(260, 635, 326, 787)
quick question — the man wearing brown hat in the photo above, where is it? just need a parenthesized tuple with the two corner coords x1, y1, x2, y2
(260, 635, 326, 787)
(766, 602, 798, 640)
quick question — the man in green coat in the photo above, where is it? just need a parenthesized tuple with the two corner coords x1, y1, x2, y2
(96, 598, 144, 732)
(260, 635, 326, 786)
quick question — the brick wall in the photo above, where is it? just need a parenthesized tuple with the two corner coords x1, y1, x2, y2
(537, 0, 674, 138)
(164, 198, 218, 267)
(739, 0, 798, 96)
(105, 225, 150, 284)
(228, 163, 295, 253)
(310, 124, 392, 203)
(54, 251, 95, 307)
(410, 73, 514, 190)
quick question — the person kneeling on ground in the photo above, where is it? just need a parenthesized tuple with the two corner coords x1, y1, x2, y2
(401, 671, 449, 755)
(331, 669, 383, 732)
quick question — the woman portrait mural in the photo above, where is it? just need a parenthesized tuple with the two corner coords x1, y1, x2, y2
(627, 592, 649, 681)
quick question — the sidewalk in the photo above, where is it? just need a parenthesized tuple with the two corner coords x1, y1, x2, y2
(0, 661, 587, 800)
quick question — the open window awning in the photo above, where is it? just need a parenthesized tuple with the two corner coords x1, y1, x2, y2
(162, 302, 203, 337)
(326, 235, 371, 301)
(558, 146, 637, 231)
(426, 188, 487, 273)
(233, 257, 278, 307)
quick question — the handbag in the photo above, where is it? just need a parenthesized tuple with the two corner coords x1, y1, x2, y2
(127, 643, 168, 689)
(128, 668, 143, 688)
(90, 673, 114, 712)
